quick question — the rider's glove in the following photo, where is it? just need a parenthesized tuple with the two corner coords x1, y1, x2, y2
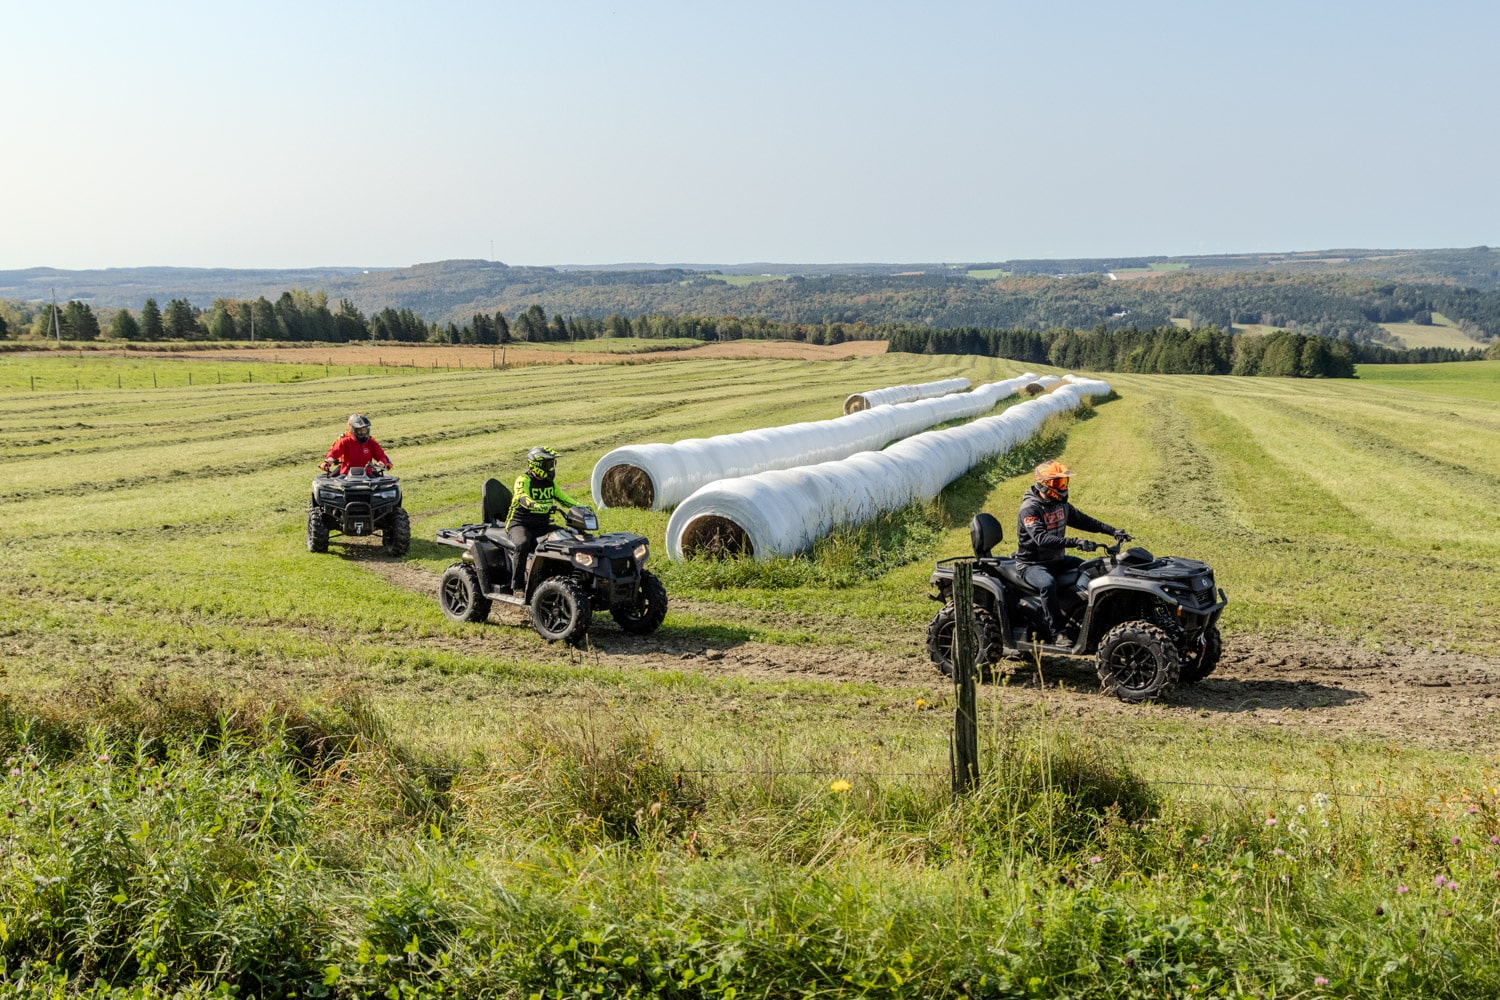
(1066, 538, 1097, 551)
(1113, 529, 1132, 543)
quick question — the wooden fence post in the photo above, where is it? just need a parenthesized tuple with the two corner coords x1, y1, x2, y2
(951, 561, 980, 796)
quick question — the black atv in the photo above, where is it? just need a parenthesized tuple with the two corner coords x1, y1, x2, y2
(926, 513, 1226, 702)
(434, 478, 667, 645)
(307, 461, 411, 556)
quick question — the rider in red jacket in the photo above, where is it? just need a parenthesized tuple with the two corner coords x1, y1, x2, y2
(323, 414, 392, 473)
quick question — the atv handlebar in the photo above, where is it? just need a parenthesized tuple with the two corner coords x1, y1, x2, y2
(317, 460, 390, 477)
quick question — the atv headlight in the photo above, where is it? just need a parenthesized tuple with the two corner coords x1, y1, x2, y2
(573, 552, 596, 568)
(317, 489, 341, 501)
(633, 542, 649, 563)
(375, 488, 399, 500)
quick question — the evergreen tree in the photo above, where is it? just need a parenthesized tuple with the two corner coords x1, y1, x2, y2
(205, 300, 238, 340)
(61, 300, 101, 341)
(249, 297, 279, 341)
(0, 312, 8, 339)
(139, 298, 164, 341)
(108, 309, 139, 340)
(333, 299, 367, 342)
(494, 311, 511, 344)
(163, 298, 199, 339)
(274, 292, 305, 340)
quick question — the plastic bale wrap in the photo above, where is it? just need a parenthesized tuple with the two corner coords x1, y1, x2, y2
(666, 376, 1111, 560)
(592, 373, 1037, 510)
(843, 377, 971, 414)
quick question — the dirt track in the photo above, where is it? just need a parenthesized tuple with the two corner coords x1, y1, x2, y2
(362, 553, 1500, 750)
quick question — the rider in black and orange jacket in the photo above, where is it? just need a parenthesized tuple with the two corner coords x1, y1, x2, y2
(1015, 460, 1128, 641)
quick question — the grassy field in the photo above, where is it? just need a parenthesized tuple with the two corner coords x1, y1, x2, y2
(1110, 263, 1189, 279)
(701, 274, 788, 286)
(1379, 313, 1487, 351)
(2, 353, 1499, 997)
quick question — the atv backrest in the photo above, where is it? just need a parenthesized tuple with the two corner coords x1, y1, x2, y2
(970, 512, 1004, 557)
(482, 478, 512, 524)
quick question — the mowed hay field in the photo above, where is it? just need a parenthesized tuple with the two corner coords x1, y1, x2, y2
(2, 349, 1499, 998)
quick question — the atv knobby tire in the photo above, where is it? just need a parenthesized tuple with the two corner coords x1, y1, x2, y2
(926, 604, 1004, 680)
(1096, 620, 1180, 702)
(439, 563, 491, 623)
(530, 577, 592, 644)
(1178, 624, 1223, 684)
(306, 504, 330, 553)
(383, 507, 412, 557)
(610, 570, 668, 635)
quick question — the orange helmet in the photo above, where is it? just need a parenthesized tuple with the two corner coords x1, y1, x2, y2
(1034, 460, 1073, 500)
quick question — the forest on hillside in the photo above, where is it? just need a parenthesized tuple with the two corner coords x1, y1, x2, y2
(4, 249, 1500, 345)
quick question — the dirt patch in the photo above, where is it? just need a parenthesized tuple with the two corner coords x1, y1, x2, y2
(86, 340, 887, 369)
(361, 557, 1500, 749)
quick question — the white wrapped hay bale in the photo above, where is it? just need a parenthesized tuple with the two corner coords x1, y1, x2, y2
(666, 376, 1111, 560)
(591, 373, 1038, 510)
(843, 377, 971, 414)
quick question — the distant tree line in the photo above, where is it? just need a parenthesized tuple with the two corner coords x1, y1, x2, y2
(5, 293, 1498, 373)
(886, 325, 1490, 377)
(0, 295, 881, 347)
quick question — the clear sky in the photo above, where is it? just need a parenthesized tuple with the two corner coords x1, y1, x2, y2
(4, 0, 1497, 269)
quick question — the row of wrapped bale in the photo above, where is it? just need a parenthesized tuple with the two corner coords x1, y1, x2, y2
(664, 376, 1110, 560)
(590, 374, 1039, 511)
(843, 377, 971, 413)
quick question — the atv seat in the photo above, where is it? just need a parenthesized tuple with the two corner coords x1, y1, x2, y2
(1000, 561, 1082, 595)
(483, 525, 518, 550)
(482, 478, 513, 525)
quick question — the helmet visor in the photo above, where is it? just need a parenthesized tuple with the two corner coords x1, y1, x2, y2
(1047, 477, 1069, 492)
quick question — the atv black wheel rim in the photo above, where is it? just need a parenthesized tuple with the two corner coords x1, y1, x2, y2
(442, 576, 472, 616)
(1106, 640, 1159, 691)
(534, 591, 573, 632)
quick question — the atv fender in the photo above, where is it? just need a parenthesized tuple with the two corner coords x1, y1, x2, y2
(1079, 580, 1174, 650)
(468, 538, 508, 595)
(930, 564, 1011, 651)
(522, 553, 576, 600)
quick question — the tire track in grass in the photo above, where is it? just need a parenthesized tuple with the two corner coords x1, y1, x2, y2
(1138, 394, 1239, 536)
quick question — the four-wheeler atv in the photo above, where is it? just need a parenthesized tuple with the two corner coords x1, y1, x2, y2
(434, 478, 667, 645)
(926, 513, 1226, 702)
(307, 461, 411, 556)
